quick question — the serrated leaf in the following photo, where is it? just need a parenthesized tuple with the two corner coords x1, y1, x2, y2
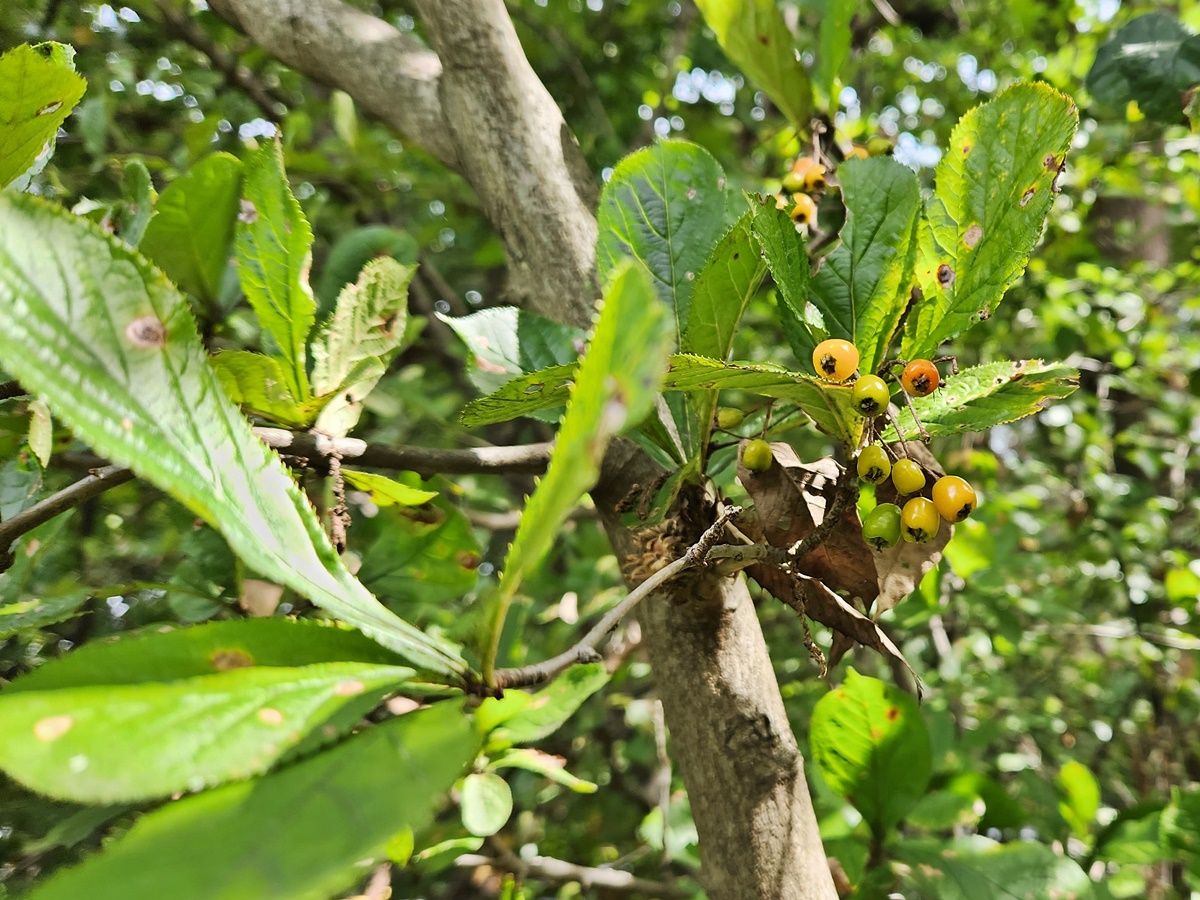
(810, 669, 932, 837)
(0, 193, 467, 678)
(693, 0, 812, 131)
(893, 836, 1093, 899)
(815, 0, 855, 105)
(0, 43, 86, 189)
(901, 83, 1079, 360)
(0, 661, 415, 802)
(492, 264, 672, 657)
(342, 469, 436, 507)
(809, 156, 922, 374)
(315, 225, 417, 307)
(141, 152, 243, 303)
(460, 771, 513, 837)
(751, 200, 817, 364)
(492, 663, 609, 745)
(235, 139, 316, 400)
(596, 140, 730, 344)
(490, 748, 598, 794)
(441, 305, 585, 395)
(310, 257, 413, 435)
(211, 350, 330, 428)
(25, 702, 478, 900)
(682, 208, 768, 360)
(460, 362, 576, 427)
(883, 360, 1079, 440)
(1087, 14, 1200, 123)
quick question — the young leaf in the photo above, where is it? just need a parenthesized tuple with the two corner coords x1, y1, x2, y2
(808, 156, 922, 375)
(810, 669, 932, 838)
(211, 350, 330, 428)
(309, 257, 415, 436)
(490, 748, 598, 794)
(682, 208, 768, 361)
(25, 702, 478, 900)
(441, 305, 585, 395)
(596, 140, 730, 343)
(893, 836, 1092, 900)
(140, 152, 243, 304)
(0, 662, 415, 802)
(901, 83, 1079, 360)
(883, 359, 1079, 440)
(341, 469, 437, 507)
(487, 263, 673, 677)
(751, 200, 818, 365)
(815, 0, 855, 105)
(460, 772, 514, 837)
(235, 139, 317, 400)
(0, 193, 466, 678)
(692, 0, 812, 131)
(315, 225, 417, 308)
(0, 43, 87, 189)
(490, 663, 609, 746)
(1087, 13, 1200, 123)
(460, 362, 578, 427)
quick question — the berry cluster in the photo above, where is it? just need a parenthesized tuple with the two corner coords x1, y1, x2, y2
(808, 338, 979, 550)
(779, 148, 869, 229)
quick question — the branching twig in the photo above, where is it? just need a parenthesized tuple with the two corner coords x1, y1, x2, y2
(455, 850, 687, 898)
(0, 466, 135, 571)
(490, 506, 743, 691)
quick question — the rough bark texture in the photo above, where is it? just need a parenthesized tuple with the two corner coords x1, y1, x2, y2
(209, 2, 836, 896)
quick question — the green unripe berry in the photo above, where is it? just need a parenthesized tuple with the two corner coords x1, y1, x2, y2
(857, 444, 891, 484)
(851, 374, 890, 417)
(742, 439, 773, 472)
(862, 503, 902, 551)
(716, 407, 745, 429)
(901, 497, 940, 543)
(891, 458, 927, 495)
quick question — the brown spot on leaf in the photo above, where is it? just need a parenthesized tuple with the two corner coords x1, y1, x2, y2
(238, 199, 258, 224)
(758, 34, 770, 45)
(334, 679, 365, 697)
(34, 715, 73, 741)
(457, 550, 481, 570)
(36, 100, 63, 116)
(1043, 153, 1059, 171)
(211, 649, 255, 671)
(911, 285, 924, 303)
(257, 707, 284, 725)
(962, 144, 971, 157)
(936, 264, 955, 288)
(886, 706, 900, 721)
(964, 224, 983, 248)
(1020, 187, 1036, 207)
(125, 315, 166, 349)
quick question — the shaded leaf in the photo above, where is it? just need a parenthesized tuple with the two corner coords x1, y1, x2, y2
(682, 208, 768, 360)
(0, 43, 86, 189)
(315, 225, 417, 309)
(893, 836, 1093, 899)
(815, 0, 855, 104)
(211, 350, 329, 428)
(1087, 14, 1200, 123)
(459, 362, 577, 428)
(901, 84, 1079, 360)
(0, 590, 90, 639)
(118, 159, 154, 246)
(0, 193, 466, 677)
(357, 506, 480, 608)
(441, 305, 585, 395)
(141, 152, 243, 303)
(461, 772, 513, 837)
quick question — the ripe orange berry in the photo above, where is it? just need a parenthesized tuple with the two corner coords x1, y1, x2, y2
(901, 359, 940, 397)
(812, 339, 859, 382)
(932, 475, 977, 522)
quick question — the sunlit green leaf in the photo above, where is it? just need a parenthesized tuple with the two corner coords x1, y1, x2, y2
(491, 663, 609, 746)
(1058, 759, 1100, 839)
(750, 200, 817, 365)
(211, 350, 330, 428)
(461, 771, 513, 837)
(341, 469, 437, 507)
(441, 305, 584, 395)
(490, 748, 598, 794)
(0, 43, 86, 189)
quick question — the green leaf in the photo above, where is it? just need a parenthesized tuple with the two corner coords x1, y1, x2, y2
(893, 836, 1093, 900)
(315, 225, 417, 308)
(751, 200, 818, 365)
(1093, 802, 1165, 866)
(809, 156, 922, 375)
(441, 306, 585, 395)
(1058, 760, 1101, 839)
(211, 350, 329, 428)
(901, 83, 1079, 360)
(1086, 14, 1200, 123)
(0, 590, 90, 639)
(357, 506, 480, 607)
(26, 702, 478, 900)
(596, 140, 731, 343)
(492, 663, 609, 745)
(342, 469, 437, 507)
(118, 159, 155, 246)
(0, 662, 415, 802)
(0, 43, 86, 189)
(310, 257, 414, 435)
(883, 360, 1079, 440)
(460, 362, 578, 427)
(682, 209, 768, 360)
(235, 139, 316, 400)
(27, 396, 52, 466)
(810, 669, 931, 838)
(815, 0, 855, 105)
(1162, 787, 1200, 880)
(488, 264, 673, 675)
(0, 452, 42, 519)
(0, 193, 466, 678)
(461, 771, 514, 837)
(140, 152, 243, 303)
(7, 618, 408, 693)
(489, 748, 598, 794)
(692, 0, 812, 131)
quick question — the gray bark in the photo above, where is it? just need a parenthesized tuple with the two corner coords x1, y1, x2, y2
(209, 2, 836, 896)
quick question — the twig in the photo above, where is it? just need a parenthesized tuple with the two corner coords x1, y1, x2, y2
(455, 850, 687, 898)
(326, 450, 350, 553)
(491, 507, 742, 690)
(0, 466, 135, 572)
(0, 381, 24, 401)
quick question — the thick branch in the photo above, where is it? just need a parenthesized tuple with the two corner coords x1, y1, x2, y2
(207, 0, 457, 167)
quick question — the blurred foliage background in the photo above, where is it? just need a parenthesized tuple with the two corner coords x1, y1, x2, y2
(1, 0, 1198, 897)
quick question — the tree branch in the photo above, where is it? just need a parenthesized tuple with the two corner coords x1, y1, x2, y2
(491, 507, 742, 690)
(456, 850, 688, 898)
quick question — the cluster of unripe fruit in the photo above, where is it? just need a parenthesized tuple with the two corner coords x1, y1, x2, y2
(737, 337, 978, 550)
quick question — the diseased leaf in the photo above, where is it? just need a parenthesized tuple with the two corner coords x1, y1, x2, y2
(235, 139, 316, 400)
(751, 200, 818, 365)
(810, 669, 932, 837)
(0, 193, 466, 677)
(901, 84, 1079, 360)
(883, 360, 1079, 440)
(693, 0, 813, 131)
(211, 350, 330, 428)
(0, 662, 415, 802)
(441, 306, 585, 395)
(893, 836, 1093, 899)
(27, 396, 52, 466)
(341, 469, 437, 507)
(141, 152, 243, 303)
(0, 43, 86, 189)
(809, 157, 922, 375)
(315, 225, 417, 308)
(25, 703, 478, 900)
(682, 208, 768, 361)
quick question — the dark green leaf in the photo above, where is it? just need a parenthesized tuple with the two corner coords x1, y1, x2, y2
(141, 152, 243, 304)
(441, 306, 585, 395)
(25, 702, 478, 900)
(893, 836, 1093, 899)
(461, 771, 513, 837)
(0, 451, 42, 519)
(0, 590, 90, 639)
(815, 0, 855, 104)
(356, 506, 480, 607)
(118, 159, 154, 246)
(0, 193, 466, 677)
(682, 208, 768, 361)
(1162, 787, 1200, 880)
(1086, 14, 1200, 123)
(901, 83, 1079, 360)
(810, 669, 932, 837)
(0, 43, 86, 189)
(315, 225, 417, 308)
